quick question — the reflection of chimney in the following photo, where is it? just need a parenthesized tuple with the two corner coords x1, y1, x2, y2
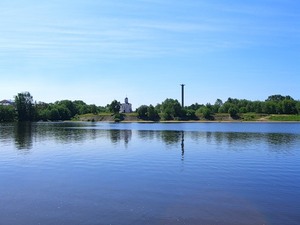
(180, 84, 185, 107)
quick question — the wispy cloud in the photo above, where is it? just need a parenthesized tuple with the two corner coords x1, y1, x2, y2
(0, 0, 299, 63)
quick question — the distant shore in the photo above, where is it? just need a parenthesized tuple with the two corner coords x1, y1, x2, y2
(77, 113, 300, 123)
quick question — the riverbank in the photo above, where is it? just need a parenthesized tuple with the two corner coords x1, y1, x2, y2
(77, 113, 300, 122)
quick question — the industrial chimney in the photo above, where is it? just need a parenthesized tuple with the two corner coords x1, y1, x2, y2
(180, 84, 185, 107)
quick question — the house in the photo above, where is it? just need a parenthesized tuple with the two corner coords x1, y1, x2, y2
(0, 100, 14, 106)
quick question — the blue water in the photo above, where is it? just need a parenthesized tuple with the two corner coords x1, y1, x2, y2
(0, 122, 300, 225)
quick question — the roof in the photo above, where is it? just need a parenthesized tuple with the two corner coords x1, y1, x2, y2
(0, 99, 14, 105)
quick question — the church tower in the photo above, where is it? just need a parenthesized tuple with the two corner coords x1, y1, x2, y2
(120, 97, 132, 113)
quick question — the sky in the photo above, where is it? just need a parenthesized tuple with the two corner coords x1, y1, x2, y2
(0, 0, 299, 108)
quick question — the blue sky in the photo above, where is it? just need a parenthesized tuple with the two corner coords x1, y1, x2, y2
(0, 0, 299, 108)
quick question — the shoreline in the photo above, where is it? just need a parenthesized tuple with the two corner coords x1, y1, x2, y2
(76, 116, 300, 123)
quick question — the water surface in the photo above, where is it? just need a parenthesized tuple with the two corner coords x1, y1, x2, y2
(0, 122, 300, 225)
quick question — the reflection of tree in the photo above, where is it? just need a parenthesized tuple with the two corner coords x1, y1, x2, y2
(9, 122, 300, 155)
(266, 133, 297, 150)
(160, 131, 181, 145)
(33, 122, 100, 144)
(14, 122, 33, 150)
(209, 132, 299, 150)
(0, 123, 14, 144)
(109, 129, 132, 147)
(181, 131, 299, 153)
(137, 130, 156, 141)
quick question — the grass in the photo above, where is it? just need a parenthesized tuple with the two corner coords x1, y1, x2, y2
(76, 112, 300, 122)
(269, 114, 300, 121)
(241, 113, 260, 121)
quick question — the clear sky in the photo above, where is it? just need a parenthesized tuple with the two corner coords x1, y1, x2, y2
(0, 0, 299, 108)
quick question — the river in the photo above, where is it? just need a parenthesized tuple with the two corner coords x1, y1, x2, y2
(0, 122, 300, 225)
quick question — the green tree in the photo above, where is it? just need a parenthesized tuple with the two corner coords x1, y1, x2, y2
(15, 92, 35, 121)
(109, 100, 121, 114)
(228, 106, 239, 118)
(57, 105, 72, 120)
(0, 105, 16, 122)
(252, 101, 263, 113)
(147, 105, 159, 121)
(50, 108, 60, 120)
(38, 108, 51, 121)
(73, 100, 88, 115)
(213, 99, 223, 113)
(90, 104, 98, 114)
(266, 95, 290, 102)
(281, 99, 297, 114)
(137, 105, 148, 119)
(262, 101, 278, 114)
(296, 102, 300, 114)
(160, 98, 183, 120)
(185, 109, 197, 120)
(57, 100, 77, 117)
(188, 103, 203, 111)
(239, 107, 247, 113)
(195, 106, 212, 119)
(202, 107, 212, 119)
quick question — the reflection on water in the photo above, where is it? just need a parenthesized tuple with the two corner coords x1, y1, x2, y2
(181, 131, 184, 160)
(0, 122, 300, 225)
(160, 131, 182, 145)
(109, 129, 132, 147)
(14, 122, 33, 150)
(1, 122, 299, 152)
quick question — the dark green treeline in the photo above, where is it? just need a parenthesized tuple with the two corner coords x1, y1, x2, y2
(0, 92, 300, 122)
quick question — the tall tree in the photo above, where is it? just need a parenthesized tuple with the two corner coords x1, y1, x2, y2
(137, 105, 148, 119)
(109, 100, 121, 114)
(160, 98, 183, 120)
(15, 92, 35, 121)
(147, 105, 160, 121)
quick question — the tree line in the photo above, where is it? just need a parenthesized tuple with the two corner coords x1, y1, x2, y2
(137, 94, 300, 120)
(0, 92, 107, 122)
(0, 92, 300, 122)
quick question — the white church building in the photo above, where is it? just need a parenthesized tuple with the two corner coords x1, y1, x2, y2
(120, 97, 132, 113)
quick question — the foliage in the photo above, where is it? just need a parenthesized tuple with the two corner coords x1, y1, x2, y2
(185, 109, 197, 120)
(160, 98, 183, 120)
(186, 103, 203, 111)
(281, 99, 297, 114)
(15, 92, 35, 121)
(241, 113, 259, 121)
(228, 106, 239, 118)
(1, 93, 300, 123)
(109, 100, 121, 114)
(137, 104, 159, 121)
(213, 99, 223, 113)
(195, 107, 213, 120)
(269, 115, 300, 121)
(147, 105, 159, 121)
(297, 102, 300, 114)
(113, 113, 124, 122)
(216, 95, 299, 116)
(137, 105, 148, 119)
(35, 99, 106, 121)
(266, 94, 293, 102)
(0, 105, 16, 122)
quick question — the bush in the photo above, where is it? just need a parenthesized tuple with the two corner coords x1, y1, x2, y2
(228, 106, 239, 118)
(242, 113, 257, 121)
(113, 113, 124, 122)
(137, 105, 148, 119)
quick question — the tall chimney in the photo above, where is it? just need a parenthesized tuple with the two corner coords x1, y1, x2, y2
(180, 84, 185, 107)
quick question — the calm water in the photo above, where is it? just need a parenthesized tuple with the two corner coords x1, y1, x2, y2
(0, 122, 300, 225)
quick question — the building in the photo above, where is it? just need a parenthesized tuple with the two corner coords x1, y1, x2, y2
(120, 97, 132, 113)
(0, 100, 14, 106)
